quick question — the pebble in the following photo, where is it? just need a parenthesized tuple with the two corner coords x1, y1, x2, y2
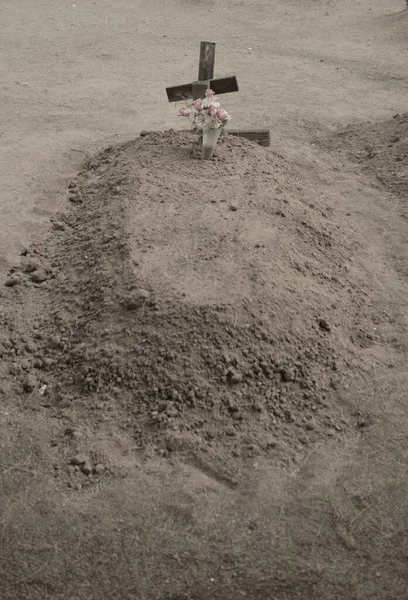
(318, 318, 331, 332)
(4, 275, 21, 287)
(25, 342, 38, 354)
(52, 221, 65, 231)
(94, 463, 105, 475)
(281, 368, 295, 382)
(299, 435, 310, 445)
(81, 462, 93, 475)
(229, 204, 238, 211)
(265, 435, 277, 448)
(70, 454, 88, 466)
(22, 373, 37, 392)
(64, 427, 82, 439)
(30, 270, 47, 283)
(22, 261, 39, 274)
(228, 369, 243, 384)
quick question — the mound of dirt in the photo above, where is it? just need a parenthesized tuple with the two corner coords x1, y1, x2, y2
(1, 132, 391, 474)
(324, 113, 408, 199)
(379, 7, 408, 44)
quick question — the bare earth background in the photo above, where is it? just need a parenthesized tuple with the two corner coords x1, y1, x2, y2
(1, 0, 408, 599)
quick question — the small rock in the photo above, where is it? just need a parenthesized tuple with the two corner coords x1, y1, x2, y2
(22, 373, 37, 392)
(64, 427, 81, 438)
(30, 270, 47, 283)
(225, 427, 237, 437)
(70, 454, 88, 466)
(20, 358, 31, 370)
(265, 435, 277, 448)
(299, 435, 310, 445)
(52, 221, 65, 231)
(284, 410, 296, 423)
(25, 342, 38, 354)
(390, 136, 400, 144)
(122, 288, 151, 310)
(22, 261, 39, 274)
(67, 465, 76, 474)
(318, 318, 331, 332)
(48, 335, 61, 349)
(229, 204, 238, 212)
(165, 432, 198, 452)
(94, 463, 105, 475)
(281, 368, 295, 382)
(227, 370, 243, 384)
(4, 275, 21, 287)
(81, 462, 93, 475)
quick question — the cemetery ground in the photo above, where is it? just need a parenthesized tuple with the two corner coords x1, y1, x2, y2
(0, 0, 408, 598)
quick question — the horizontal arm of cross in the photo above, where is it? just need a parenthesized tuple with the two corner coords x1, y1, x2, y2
(166, 75, 239, 103)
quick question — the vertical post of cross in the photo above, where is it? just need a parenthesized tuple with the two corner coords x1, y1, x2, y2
(192, 41, 216, 100)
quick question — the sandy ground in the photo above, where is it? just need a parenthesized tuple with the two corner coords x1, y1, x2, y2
(1, 0, 408, 598)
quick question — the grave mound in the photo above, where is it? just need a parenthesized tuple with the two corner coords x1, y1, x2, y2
(325, 113, 408, 200)
(3, 132, 384, 469)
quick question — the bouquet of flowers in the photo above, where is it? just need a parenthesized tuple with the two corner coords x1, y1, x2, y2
(178, 89, 231, 133)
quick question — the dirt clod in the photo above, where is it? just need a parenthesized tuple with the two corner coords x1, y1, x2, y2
(30, 270, 47, 283)
(22, 373, 37, 392)
(70, 454, 89, 466)
(318, 318, 331, 331)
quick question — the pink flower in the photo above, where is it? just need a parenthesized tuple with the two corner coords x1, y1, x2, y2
(205, 89, 215, 99)
(209, 108, 218, 117)
(215, 108, 229, 121)
(178, 107, 189, 117)
(193, 99, 203, 111)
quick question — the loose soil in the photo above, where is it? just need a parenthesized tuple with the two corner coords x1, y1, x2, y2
(1, 1, 408, 599)
(1, 131, 401, 477)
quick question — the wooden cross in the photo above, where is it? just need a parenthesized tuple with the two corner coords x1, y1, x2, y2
(166, 41, 238, 102)
(140, 41, 271, 147)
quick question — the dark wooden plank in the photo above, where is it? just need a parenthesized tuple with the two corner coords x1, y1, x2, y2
(166, 75, 238, 103)
(192, 81, 209, 100)
(198, 41, 216, 81)
(209, 75, 239, 95)
(226, 129, 271, 146)
(140, 128, 271, 147)
(166, 82, 194, 103)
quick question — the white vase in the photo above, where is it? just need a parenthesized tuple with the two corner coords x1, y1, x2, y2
(202, 128, 221, 160)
